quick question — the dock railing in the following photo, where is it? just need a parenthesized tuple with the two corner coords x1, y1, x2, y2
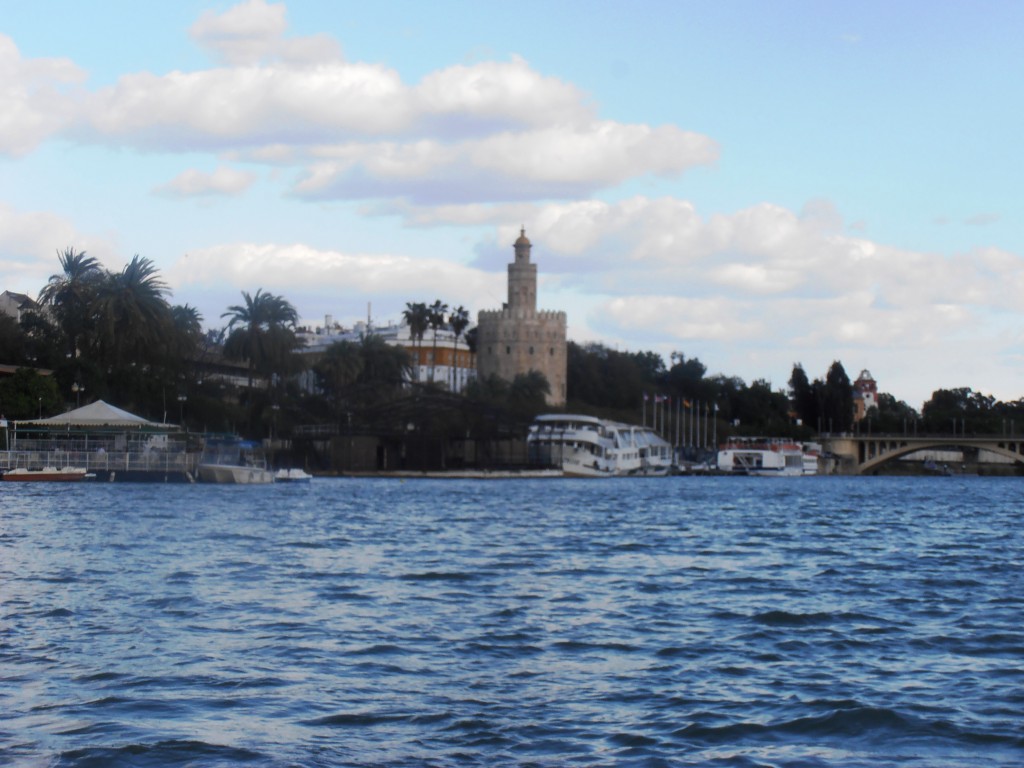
(0, 449, 200, 475)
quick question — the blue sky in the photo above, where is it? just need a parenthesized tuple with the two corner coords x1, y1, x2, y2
(2, 0, 1023, 408)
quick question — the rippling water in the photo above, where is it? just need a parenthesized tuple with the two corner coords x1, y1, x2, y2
(2, 477, 1023, 767)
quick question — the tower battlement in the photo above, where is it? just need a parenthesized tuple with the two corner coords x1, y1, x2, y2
(477, 308, 566, 322)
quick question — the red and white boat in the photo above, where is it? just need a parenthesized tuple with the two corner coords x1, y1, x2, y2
(2, 467, 90, 482)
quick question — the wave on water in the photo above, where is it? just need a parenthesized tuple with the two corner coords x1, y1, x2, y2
(397, 570, 478, 582)
(674, 703, 1024, 753)
(751, 609, 885, 627)
(54, 740, 270, 768)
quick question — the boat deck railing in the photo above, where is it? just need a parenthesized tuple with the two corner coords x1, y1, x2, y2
(0, 449, 201, 474)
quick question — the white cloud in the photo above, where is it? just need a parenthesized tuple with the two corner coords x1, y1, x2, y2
(3, 3, 715, 206)
(291, 122, 717, 203)
(80, 62, 411, 150)
(167, 241, 503, 316)
(154, 166, 257, 197)
(0, 203, 120, 292)
(189, 0, 341, 65)
(0, 34, 85, 156)
(415, 55, 591, 129)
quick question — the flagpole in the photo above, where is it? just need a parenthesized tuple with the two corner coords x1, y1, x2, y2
(675, 397, 680, 451)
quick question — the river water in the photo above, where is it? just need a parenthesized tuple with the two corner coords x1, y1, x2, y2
(1, 476, 1022, 767)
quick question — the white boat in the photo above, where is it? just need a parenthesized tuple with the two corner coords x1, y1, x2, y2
(197, 439, 274, 484)
(197, 463, 275, 484)
(717, 437, 816, 476)
(527, 414, 673, 477)
(274, 468, 313, 483)
(2, 466, 90, 482)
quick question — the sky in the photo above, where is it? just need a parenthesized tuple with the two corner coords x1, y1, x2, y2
(2, 0, 1023, 409)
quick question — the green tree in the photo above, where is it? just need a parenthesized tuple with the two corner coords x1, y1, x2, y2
(222, 289, 300, 391)
(313, 335, 409, 412)
(822, 361, 854, 433)
(402, 302, 429, 383)
(93, 255, 172, 371)
(0, 368, 62, 420)
(788, 363, 818, 428)
(869, 393, 920, 433)
(0, 314, 27, 364)
(314, 340, 365, 410)
(358, 334, 410, 403)
(508, 370, 550, 418)
(921, 387, 1000, 433)
(170, 304, 203, 352)
(37, 247, 103, 359)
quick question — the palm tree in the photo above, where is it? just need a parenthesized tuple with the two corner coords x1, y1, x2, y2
(164, 303, 204, 386)
(93, 255, 172, 371)
(402, 301, 429, 383)
(448, 305, 470, 392)
(38, 247, 103, 359)
(427, 299, 449, 384)
(221, 289, 299, 391)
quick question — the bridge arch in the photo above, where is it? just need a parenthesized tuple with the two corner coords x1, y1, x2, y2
(857, 439, 1024, 474)
(819, 435, 1024, 474)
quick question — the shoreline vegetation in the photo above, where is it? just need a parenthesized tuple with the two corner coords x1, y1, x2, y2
(4, 249, 1024, 477)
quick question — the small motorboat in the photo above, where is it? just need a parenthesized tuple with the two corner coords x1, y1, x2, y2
(2, 467, 90, 482)
(274, 468, 313, 483)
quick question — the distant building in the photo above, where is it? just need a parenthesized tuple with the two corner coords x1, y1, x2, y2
(0, 291, 39, 323)
(475, 228, 567, 406)
(853, 369, 878, 421)
(297, 317, 475, 394)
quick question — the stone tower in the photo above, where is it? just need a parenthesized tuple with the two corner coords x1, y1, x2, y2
(476, 228, 567, 406)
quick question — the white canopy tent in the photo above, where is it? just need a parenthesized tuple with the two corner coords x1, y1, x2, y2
(16, 400, 169, 428)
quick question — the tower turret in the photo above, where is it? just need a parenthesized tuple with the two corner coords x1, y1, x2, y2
(507, 228, 537, 312)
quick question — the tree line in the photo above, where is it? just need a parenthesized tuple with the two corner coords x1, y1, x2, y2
(0, 249, 541, 439)
(3, 248, 1023, 440)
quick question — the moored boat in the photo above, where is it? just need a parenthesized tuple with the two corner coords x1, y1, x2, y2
(197, 463, 274, 484)
(717, 437, 816, 476)
(196, 438, 274, 484)
(2, 466, 90, 482)
(527, 414, 673, 477)
(274, 468, 313, 483)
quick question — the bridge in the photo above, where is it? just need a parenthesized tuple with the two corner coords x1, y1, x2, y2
(819, 434, 1024, 475)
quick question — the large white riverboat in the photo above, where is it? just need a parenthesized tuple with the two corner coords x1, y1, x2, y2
(527, 414, 673, 477)
(717, 437, 818, 476)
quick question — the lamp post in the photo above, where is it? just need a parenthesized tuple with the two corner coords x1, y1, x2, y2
(177, 395, 187, 429)
(72, 382, 83, 407)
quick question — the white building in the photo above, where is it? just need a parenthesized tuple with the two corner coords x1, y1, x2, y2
(297, 316, 476, 393)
